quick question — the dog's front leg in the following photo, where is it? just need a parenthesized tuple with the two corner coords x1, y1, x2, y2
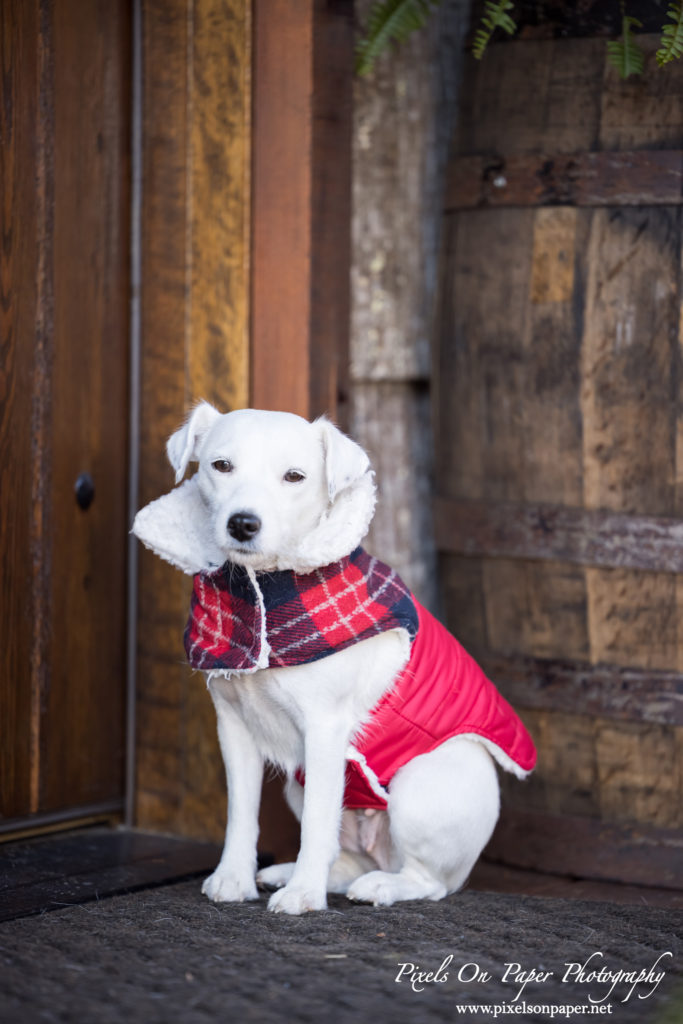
(202, 681, 264, 903)
(267, 720, 346, 915)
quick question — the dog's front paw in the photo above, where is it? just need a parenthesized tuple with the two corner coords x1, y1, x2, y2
(267, 883, 326, 915)
(202, 866, 259, 904)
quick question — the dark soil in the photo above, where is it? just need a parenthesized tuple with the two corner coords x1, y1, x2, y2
(1, 880, 681, 1023)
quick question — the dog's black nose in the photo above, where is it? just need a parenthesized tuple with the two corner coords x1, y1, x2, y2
(227, 512, 262, 543)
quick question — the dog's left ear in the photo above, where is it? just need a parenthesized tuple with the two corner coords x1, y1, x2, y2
(166, 401, 221, 483)
(318, 417, 370, 502)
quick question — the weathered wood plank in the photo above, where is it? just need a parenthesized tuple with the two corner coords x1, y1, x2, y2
(522, 207, 586, 506)
(352, 382, 437, 605)
(188, 0, 251, 411)
(480, 651, 683, 726)
(136, 0, 251, 843)
(485, 807, 683, 889)
(434, 497, 683, 574)
(447, 150, 683, 210)
(600, 35, 683, 151)
(439, 21, 683, 882)
(581, 207, 679, 517)
(586, 568, 678, 671)
(481, 559, 590, 662)
(594, 721, 683, 829)
(501, 708, 683, 832)
(435, 208, 533, 502)
(457, 39, 605, 158)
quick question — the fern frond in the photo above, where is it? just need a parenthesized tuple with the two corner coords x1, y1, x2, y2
(472, 1, 517, 61)
(607, 16, 645, 78)
(657, 3, 683, 66)
(355, 0, 443, 76)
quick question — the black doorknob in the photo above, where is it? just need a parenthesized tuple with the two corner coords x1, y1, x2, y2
(75, 473, 95, 511)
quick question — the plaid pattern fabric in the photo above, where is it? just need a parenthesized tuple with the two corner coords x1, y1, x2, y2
(184, 546, 418, 674)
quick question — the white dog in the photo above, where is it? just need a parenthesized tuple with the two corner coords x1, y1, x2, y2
(133, 403, 535, 915)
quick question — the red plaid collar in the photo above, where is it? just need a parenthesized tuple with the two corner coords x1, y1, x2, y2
(184, 547, 418, 675)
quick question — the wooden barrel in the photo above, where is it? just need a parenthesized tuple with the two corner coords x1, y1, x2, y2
(435, 30, 683, 889)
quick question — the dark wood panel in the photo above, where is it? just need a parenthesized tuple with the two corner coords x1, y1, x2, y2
(480, 651, 683, 726)
(40, 0, 130, 813)
(485, 808, 683, 890)
(0, 0, 43, 820)
(469, 860, 683, 908)
(435, 497, 683, 573)
(0, 828, 222, 922)
(447, 150, 683, 210)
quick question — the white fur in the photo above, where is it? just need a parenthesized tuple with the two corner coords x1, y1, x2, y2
(133, 404, 505, 915)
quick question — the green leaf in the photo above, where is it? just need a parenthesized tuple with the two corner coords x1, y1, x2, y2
(607, 15, 645, 78)
(657, 3, 683, 66)
(355, 0, 443, 77)
(472, 1, 517, 61)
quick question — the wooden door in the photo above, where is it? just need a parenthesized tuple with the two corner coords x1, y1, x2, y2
(435, 32, 683, 888)
(1, 0, 130, 832)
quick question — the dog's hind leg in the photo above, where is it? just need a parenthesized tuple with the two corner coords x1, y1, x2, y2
(346, 737, 499, 906)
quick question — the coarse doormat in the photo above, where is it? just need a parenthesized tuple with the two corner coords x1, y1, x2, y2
(0, 878, 681, 1024)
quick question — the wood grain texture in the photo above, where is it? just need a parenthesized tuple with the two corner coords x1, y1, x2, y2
(135, 0, 251, 843)
(188, 0, 251, 410)
(437, 30, 683, 880)
(482, 558, 589, 662)
(1, 0, 129, 824)
(581, 206, 679, 518)
(309, 0, 353, 425)
(499, 709, 683, 834)
(351, 382, 436, 605)
(250, 0, 312, 417)
(485, 807, 683, 889)
(478, 651, 683, 727)
(41, 0, 130, 813)
(350, 0, 466, 614)
(447, 150, 683, 210)
(251, 0, 353, 423)
(0, 0, 42, 819)
(434, 497, 683, 574)
(456, 38, 605, 157)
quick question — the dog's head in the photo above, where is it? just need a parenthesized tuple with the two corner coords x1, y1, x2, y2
(133, 403, 376, 574)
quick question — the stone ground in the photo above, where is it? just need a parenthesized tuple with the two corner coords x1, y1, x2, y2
(1, 880, 681, 1024)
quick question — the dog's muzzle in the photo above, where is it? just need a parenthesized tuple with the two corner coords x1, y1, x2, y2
(227, 511, 262, 543)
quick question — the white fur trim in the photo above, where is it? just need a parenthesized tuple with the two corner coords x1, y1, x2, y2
(345, 745, 389, 802)
(246, 566, 271, 669)
(131, 477, 225, 575)
(456, 733, 532, 779)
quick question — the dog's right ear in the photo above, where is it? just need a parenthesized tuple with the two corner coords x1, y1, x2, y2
(318, 417, 370, 502)
(166, 401, 221, 483)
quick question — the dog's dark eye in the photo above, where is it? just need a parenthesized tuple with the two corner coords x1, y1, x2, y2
(212, 459, 233, 474)
(284, 469, 306, 483)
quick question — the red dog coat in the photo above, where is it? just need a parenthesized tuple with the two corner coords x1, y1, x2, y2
(185, 548, 536, 809)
